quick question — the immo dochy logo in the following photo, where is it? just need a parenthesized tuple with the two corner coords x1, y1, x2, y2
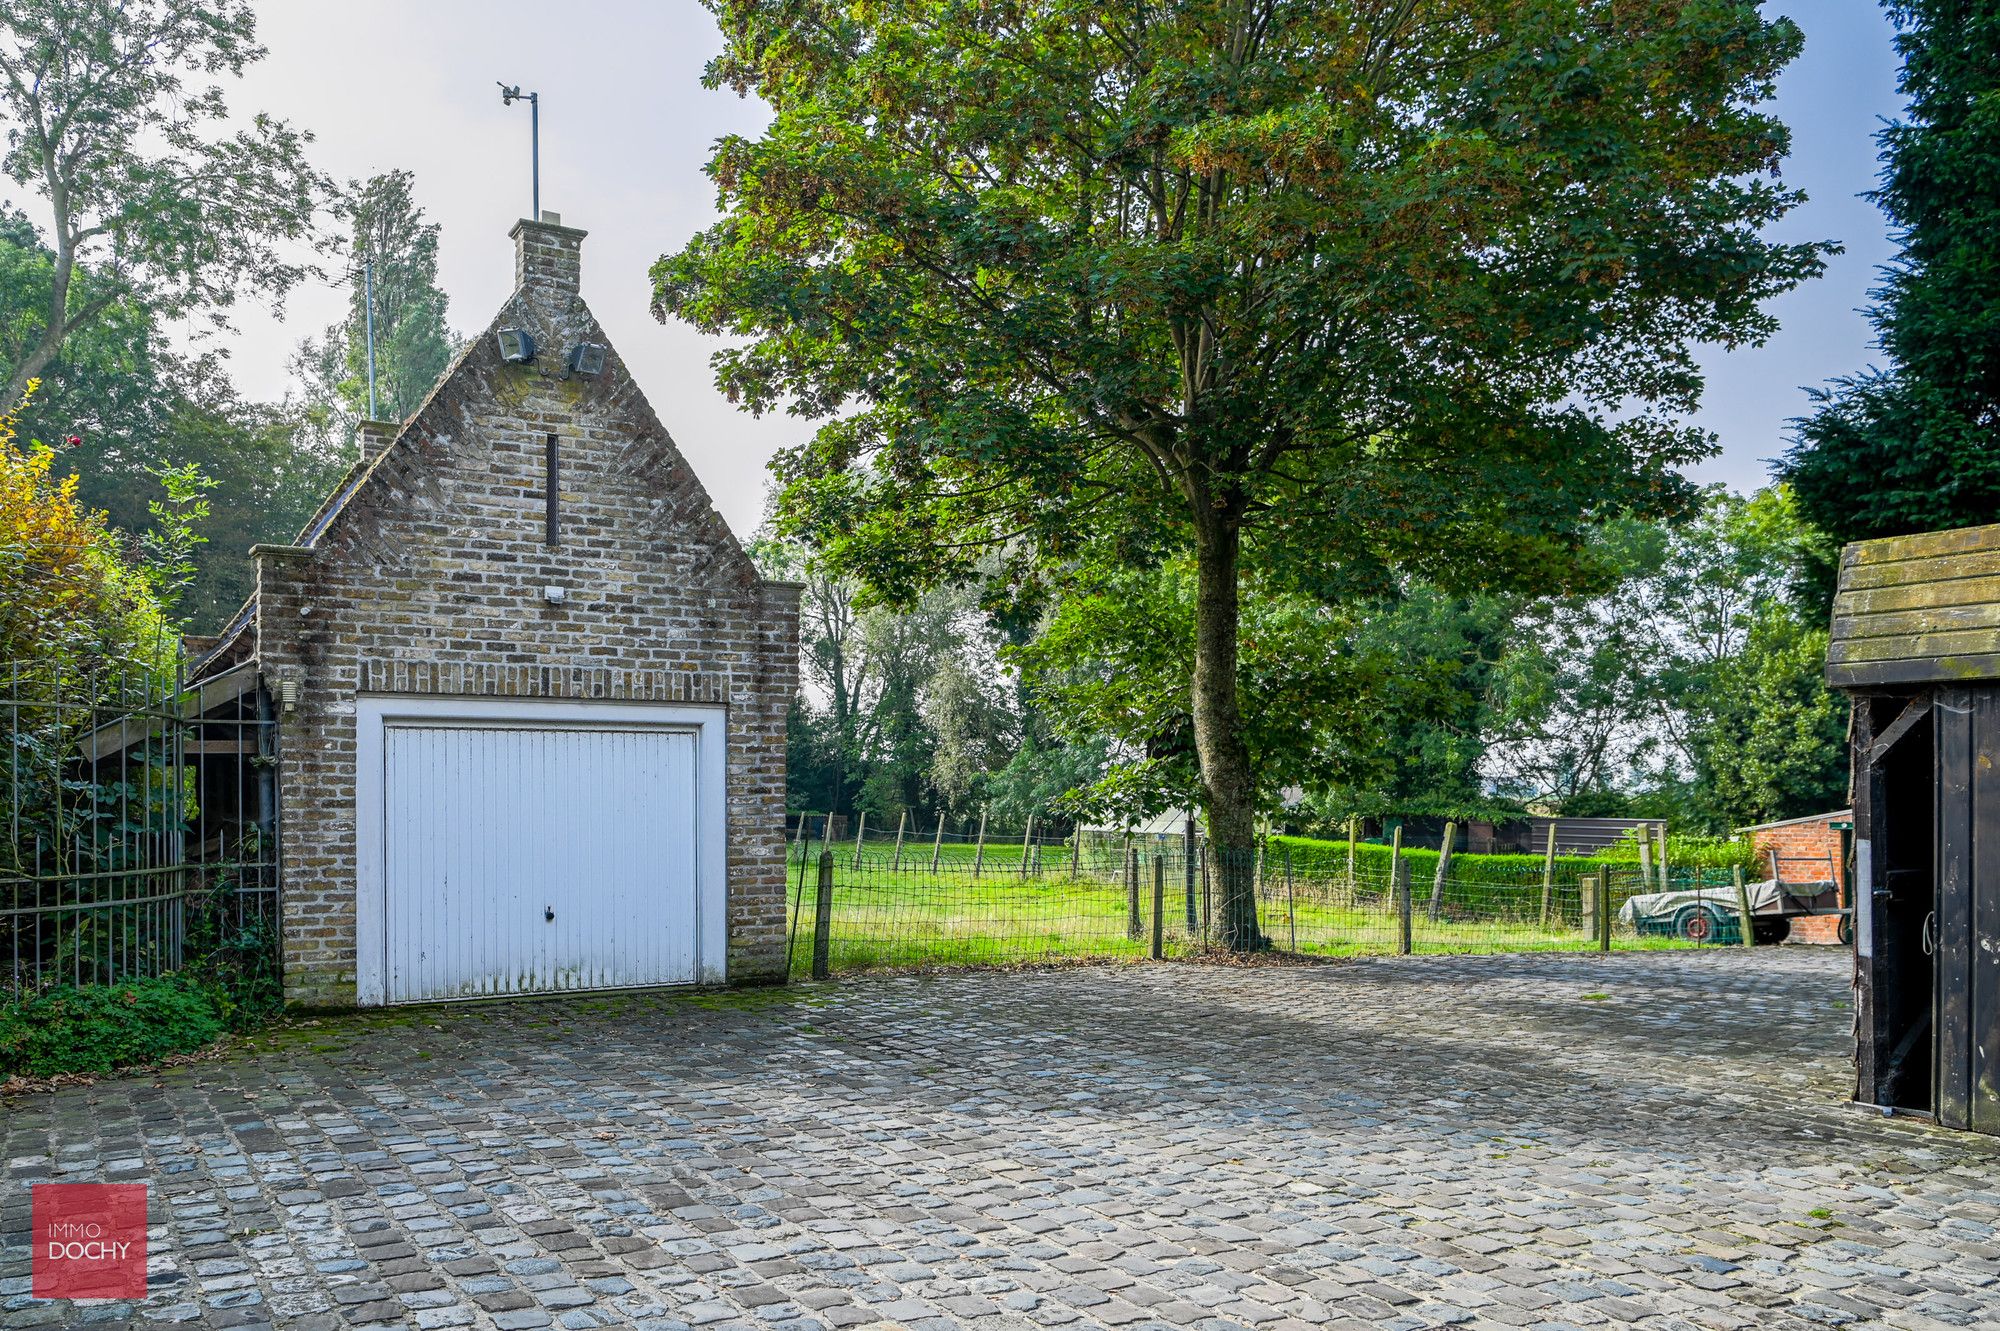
(32, 1183, 147, 1300)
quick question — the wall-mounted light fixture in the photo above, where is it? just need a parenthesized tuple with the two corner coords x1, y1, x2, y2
(564, 343, 606, 378)
(544, 585, 567, 605)
(496, 328, 536, 364)
(276, 674, 301, 717)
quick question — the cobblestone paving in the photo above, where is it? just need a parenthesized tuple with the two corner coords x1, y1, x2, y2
(5, 949, 1998, 1331)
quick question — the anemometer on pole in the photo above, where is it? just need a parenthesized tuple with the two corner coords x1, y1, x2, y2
(498, 82, 542, 219)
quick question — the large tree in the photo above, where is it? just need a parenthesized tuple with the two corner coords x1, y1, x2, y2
(1782, 1, 2000, 556)
(294, 170, 457, 433)
(659, 0, 1827, 947)
(0, 0, 327, 404)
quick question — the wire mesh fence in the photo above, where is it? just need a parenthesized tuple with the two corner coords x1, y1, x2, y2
(784, 820, 1759, 978)
(2, 654, 279, 998)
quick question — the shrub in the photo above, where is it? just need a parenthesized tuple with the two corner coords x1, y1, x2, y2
(0, 975, 227, 1079)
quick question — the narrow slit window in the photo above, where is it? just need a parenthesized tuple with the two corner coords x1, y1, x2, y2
(545, 432, 560, 546)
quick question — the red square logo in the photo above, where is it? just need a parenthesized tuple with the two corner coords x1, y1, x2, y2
(32, 1183, 147, 1300)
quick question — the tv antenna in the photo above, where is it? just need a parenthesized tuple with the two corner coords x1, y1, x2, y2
(498, 82, 541, 219)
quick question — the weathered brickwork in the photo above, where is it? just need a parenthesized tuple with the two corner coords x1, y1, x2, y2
(249, 216, 799, 1005)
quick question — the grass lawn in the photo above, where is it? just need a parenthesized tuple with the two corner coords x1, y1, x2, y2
(781, 855, 1700, 977)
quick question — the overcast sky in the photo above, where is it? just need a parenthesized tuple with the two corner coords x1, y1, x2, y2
(191, 2, 1905, 539)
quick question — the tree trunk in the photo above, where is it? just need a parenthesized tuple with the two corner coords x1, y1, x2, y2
(1191, 507, 1266, 951)
(2, 232, 78, 407)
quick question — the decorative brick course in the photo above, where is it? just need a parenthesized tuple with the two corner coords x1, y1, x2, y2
(240, 215, 799, 1005)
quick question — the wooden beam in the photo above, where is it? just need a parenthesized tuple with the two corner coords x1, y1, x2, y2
(1868, 693, 1933, 764)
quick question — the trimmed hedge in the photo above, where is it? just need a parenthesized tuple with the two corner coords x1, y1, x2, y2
(0, 976, 228, 1080)
(1272, 832, 1756, 884)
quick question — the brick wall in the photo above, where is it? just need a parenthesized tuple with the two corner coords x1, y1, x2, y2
(1749, 817, 1845, 893)
(256, 216, 800, 1006)
(1747, 813, 1848, 948)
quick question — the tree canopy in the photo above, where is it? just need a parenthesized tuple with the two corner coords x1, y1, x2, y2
(294, 170, 458, 436)
(0, 0, 328, 405)
(661, 0, 1829, 946)
(1783, 0, 2000, 555)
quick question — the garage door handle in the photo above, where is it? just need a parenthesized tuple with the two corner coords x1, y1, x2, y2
(545, 906, 555, 922)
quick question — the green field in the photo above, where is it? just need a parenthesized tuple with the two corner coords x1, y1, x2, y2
(781, 847, 1698, 977)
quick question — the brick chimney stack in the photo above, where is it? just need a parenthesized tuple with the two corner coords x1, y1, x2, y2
(511, 211, 586, 300)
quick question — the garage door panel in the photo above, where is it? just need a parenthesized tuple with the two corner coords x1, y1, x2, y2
(383, 723, 699, 1003)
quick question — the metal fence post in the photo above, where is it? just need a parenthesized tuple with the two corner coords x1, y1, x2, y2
(1184, 814, 1199, 934)
(1733, 865, 1756, 949)
(812, 850, 835, 980)
(1200, 842, 1212, 939)
(1151, 854, 1165, 960)
(1392, 826, 1411, 955)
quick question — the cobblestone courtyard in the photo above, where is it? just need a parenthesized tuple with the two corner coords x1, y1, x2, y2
(5, 950, 1997, 1331)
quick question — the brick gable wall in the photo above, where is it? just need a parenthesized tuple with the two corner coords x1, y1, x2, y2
(256, 217, 800, 1005)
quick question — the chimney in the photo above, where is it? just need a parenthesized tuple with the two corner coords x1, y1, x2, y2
(356, 418, 398, 465)
(511, 211, 585, 301)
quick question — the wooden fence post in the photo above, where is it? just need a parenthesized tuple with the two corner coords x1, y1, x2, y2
(1733, 865, 1756, 949)
(1151, 854, 1166, 960)
(1655, 823, 1671, 892)
(891, 809, 908, 871)
(1600, 872, 1614, 952)
(931, 814, 946, 872)
(1428, 820, 1455, 922)
(1346, 815, 1359, 895)
(1637, 835, 1654, 901)
(812, 850, 835, 980)
(1538, 820, 1557, 927)
(1581, 873, 1598, 942)
(1392, 825, 1411, 955)
(973, 806, 988, 879)
(1021, 813, 1035, 877)
(792, 810, 809, 860)
(1126, 846, 1142, 939)
(1070, 830, 1083, 880)
(851, 810, 867, 869)
(1285, 844, 1297, 953)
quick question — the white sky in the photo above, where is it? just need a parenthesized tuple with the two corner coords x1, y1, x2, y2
(183, 2, 1903, 539)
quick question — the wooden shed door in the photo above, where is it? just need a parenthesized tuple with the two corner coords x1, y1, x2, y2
(1934, 688, 2000, 1133)
(382, 722, 701, 1003)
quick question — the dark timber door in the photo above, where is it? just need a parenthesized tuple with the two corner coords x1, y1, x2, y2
(1934, 686, 2000, 1134)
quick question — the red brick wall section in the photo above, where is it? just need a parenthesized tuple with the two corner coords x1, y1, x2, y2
(258, 216, 801, 1006)
(1749, 818, 1845, 893)
(1749, 815, 1846, 947)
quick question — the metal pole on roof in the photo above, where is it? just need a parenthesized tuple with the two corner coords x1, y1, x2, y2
(363, 257, 378, 419)
(499, 83, 542, 219)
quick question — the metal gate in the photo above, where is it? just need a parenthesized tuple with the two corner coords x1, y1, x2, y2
(2, 653, 278, 996)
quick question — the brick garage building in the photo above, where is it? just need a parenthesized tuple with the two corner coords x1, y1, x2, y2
(191, 214, 801, 1006)
(1738, 810, 1850, 945)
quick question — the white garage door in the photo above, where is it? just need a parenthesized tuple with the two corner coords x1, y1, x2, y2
(356, 699, 727, 1005)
